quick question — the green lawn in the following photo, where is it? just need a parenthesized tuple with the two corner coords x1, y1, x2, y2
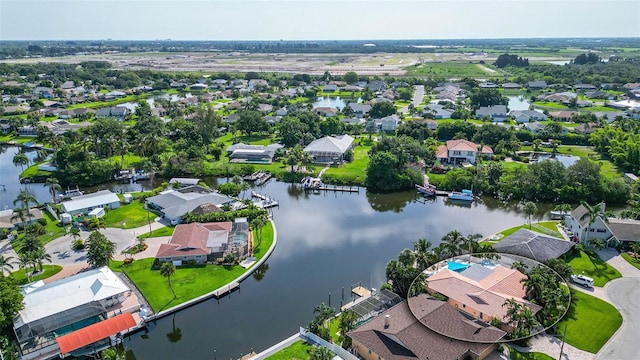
(111, 222, 274, 311)
(497, 221, 561, 238)
(10, 265, 63, 285)
(12, 210, 68, 253)
(322, 140, 370, 186)
(556, 290, 622, 353)
(265, 340, 311, 360)
(138, 226, 175, 239)
(565, 251, 621, 287)
(621, 252, 640, 270)
(104, 201, 155, 229)
(507, 346, 554, 360)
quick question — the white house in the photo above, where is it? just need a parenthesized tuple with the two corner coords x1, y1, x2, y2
(565, 203, 640, 245)
(510, 110, 548, 123)
(303, 134, 354, 164)
(146, 186, 234, 225)
(436, 139, 493, 165)
(475, 105, 507, 122)
(13, 267, 139, 359)
(61, 190, 120, 216)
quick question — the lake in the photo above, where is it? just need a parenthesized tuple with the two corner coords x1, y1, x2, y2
(0, 146, 552, 359)
(312, 96, 361, 110)
(507, 96, 531, 111)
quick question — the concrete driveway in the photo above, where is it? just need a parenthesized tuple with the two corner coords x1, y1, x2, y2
(45, 228, 137, 266)
(399, 85, 425, 114)
(597, 277, 640, 359)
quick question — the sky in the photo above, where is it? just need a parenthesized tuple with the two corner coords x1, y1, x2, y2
(1, 0, 639, 41)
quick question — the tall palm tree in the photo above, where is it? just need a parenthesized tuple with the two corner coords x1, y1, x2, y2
(160, 262, 176, 298)
(31, 248, 52, 273)
(10, 208, 28, 233)
(87, 216, 106, 231)
(44, 177, 61, 203)
(12, 152, 30, 172)
(579, 202, 607, 245)
(442, 230, 465, 257)
(13, 190, 38, 213)
(0, 255, 17, 277)
(413, 238, 434, 271)
(18, 253, 34, 282)
(523, 201, 538, 229)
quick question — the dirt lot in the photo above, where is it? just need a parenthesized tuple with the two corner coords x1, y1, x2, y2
(0, 51, 504, 75)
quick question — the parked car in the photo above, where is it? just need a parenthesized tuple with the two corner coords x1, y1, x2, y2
(571, 274, 594, 288)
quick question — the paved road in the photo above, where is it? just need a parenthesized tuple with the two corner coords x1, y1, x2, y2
(399, 85, 425, 114)
(598, 277, 640, 360)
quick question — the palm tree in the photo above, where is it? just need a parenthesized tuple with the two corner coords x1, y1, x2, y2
(0, 255, 16, 277)
(337, 310, 358, 349)
(12, 152, 29, 172)
(85, 231, 116, 268)
(160, 262, 176, 298)
(413, 238, 434, 271)
(18, 253, 34, 282)
(44, 177, 61, 203)
(87, 216, 106, 230)
(588, 238, 606, 251)
(511, 261, 528, 274)
(14, 189, 38, 212)
(554, 203, 573, 217)
(10, 207, 28, 233)
(250, 215, 268, 252)
(31, 248, 52, 273)
(579, 202, 607, 245)
(308, 346, 334, 360)
(523, 201, 538, 229)
(101, 345, 126, 360)
(442, 230, 465, 257)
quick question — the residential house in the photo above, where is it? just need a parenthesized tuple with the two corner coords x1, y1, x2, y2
(303, 134, 354, 164)
(313, 106, 338, 117)
(190, 83, 208, 91)
(565, 203, 640, 245)
(427, 262, 541, 323)
(169, 178, 200, 187)
(103, 91, 126, 100)
(574, 122, 598, 135)
(367, 80, 387, 92)
(0, 208, 43, 230)
(522, 121, 547, 134)
(226, 143, 283, 163)
(341, 117, 365, 125)
(479, 82, 498, 88)
(18, 125, 38, 137)
(46, 119, 92, 135)
(257, 103, 273, 113)
(509, 109, 548, 123)
(223, 113, 240, 124)
(248, 79, 269, 89)
(96, 106, 128, 120)
(341, 85, 362, 92)
(436, 139, 493, 165)
(349, 295, 504, 360)
(493, 228, 575, 261)
(61, 190, 120, 216)
(348, 103, 371, 118)
(378, 115, 400, 132)
(624, 173, 638, 184)
(275, 107, 288, 116)
(33, 87, 54, 98)
(502, 82, 522, 89)
(475, 105, 507, 122)
(13, 267, 140, 360)
(424, 103, 454, 119)
(155, 219, 250, 265)
(425, 119, 438, 130)
(323, 84, 338, 92)
(146, 185, 234, 225)
(549, 110, 578, 121)
(574, 84, 597, 91)
(528, 80, 547, 89)
(537, 92, 577, 103)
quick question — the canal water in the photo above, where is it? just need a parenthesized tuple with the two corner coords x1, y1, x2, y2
(1, 145, 551, 359)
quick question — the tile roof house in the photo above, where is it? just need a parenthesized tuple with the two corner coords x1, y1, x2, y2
(427, 263, 541, 323)
(424, 104, 454, 119)
(528, 80, 547, 89)
(347, 103, 371, 118)
(574, 122, 599, 135)
(436, 139, 493, 165)
(0, 208, 43, 229)
(95, 106, 128, 120)
(304, 134, 354, 164)
(348, 295, 504, 360)
(565, 203, 640, 245)
(549, 110, 578, 121)
(493, 228, 575, 262)
(156, 221, 234, 264)
(323, 84, 338, 92)
(313, 106, 338, 117)
(522, 121, 546, 134)
(475, 105, 507, 122)
(502, 82, 522, 89)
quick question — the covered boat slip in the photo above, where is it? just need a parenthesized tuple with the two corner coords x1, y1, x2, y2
(57, 313, 136, 355)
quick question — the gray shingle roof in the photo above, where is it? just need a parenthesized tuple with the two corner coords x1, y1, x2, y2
(493, 228, 574, 261)
(607, 219, 640, 242)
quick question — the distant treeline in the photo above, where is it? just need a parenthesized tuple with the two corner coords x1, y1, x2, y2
(1, 38, 640, 58)
(494, 54, 529, 68)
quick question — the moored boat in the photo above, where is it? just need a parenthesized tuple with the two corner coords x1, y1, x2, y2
(415, 184, 436, 196)
(448, 189, 474, 202)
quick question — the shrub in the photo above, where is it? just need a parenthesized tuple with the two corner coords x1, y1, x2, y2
(38, 218, 47, 226)
(72, 239, 85, 250)
(123, 257, 134, 265)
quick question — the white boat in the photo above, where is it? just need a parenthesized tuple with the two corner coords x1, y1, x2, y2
(415, 184, 436, 196)
(549, 210, 565, 220)
(448, 189, 474, 202)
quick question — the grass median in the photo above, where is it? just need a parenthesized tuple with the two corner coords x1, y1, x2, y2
(566, 250, 621, 287)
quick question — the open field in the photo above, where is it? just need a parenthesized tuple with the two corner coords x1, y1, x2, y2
(0, 51, 569, 76)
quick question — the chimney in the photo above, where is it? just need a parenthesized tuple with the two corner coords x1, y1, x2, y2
(384, 315, 390, 329)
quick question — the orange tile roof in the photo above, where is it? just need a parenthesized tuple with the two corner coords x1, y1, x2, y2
(436, 145, 449, 159)
(156, 222, 232, 258)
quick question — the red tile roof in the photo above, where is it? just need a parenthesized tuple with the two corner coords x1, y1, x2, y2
(156, 222, 232, 258)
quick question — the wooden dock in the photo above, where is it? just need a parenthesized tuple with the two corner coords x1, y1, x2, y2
(213, 281, 239, 298)
(251, 191, 279, 208)
(313, 185, 359, 193)
(352, 286, 371, 298)
(435, 190, 450, 197)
